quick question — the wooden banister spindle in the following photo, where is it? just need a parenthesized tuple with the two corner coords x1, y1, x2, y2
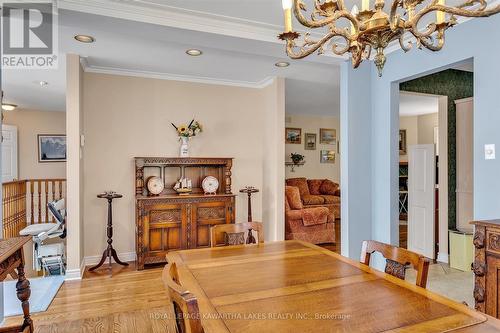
(37, 180, 42, 223)
(30, 181, 34, 224)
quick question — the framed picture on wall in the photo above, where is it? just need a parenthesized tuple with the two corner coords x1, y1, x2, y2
(320, 128, 336, 145)
(304, 133, 317, 150)
(285, 128, 302, 144)
(399, 129, 407, 155)
(38, 135, 67, 162)
(320, 150, 336, 164)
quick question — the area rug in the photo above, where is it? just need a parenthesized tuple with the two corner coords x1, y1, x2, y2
(3, 275, 64, 316)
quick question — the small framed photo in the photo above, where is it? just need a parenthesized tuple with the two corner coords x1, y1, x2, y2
(304, 133, 317, 150)
(320, 128, 336, 145)
(285, 128, 302, 144)
(320, 150, 336, 164)
(399, 129, 407, 155)
(38, 135, 67, 162)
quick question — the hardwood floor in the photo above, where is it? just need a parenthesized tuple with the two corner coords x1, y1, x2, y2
(2, 262, 177, 333)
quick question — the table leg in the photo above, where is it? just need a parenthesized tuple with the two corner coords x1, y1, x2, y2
(16, 257, 33, 333)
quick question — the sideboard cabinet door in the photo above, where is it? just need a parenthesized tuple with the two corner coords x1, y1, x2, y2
(191, 200, 234, 248)
(141, 202, 187, 267)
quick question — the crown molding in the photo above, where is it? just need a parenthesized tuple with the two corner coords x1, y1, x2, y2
(58, 0, 306, 44)
(81, 61, 276, 89)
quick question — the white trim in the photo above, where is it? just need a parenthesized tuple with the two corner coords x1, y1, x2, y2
(82, 63, 276, 89)
(455, 97, 474, 105)
(437, 252, 449, 263)
(83, 252, 137, 267)
(65, 259, 86, 281)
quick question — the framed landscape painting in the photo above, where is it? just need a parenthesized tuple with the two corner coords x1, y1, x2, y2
(320, 150, 336, 164)
(320, 128, 336, 145)
(38, 135, 67, 162)
(285, 128, 302, 144)
(304, 133, 317, 150)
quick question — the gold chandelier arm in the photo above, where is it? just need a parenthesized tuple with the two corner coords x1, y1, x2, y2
(418, 31, 446, 51)
(389, 0, 404, 30)
(293, 0, 352, 28)
(407, 1, 500, 36)
(285, 30, 351, 59)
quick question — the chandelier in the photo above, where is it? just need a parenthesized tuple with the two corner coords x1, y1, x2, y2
(278, 0, 500, 76)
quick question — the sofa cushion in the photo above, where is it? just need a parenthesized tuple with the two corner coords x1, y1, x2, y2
(285, 186, 303, 210)
(320, 179, 340, 195)
(286, 178, 310, 197)
(321, 195, 341, 204)
(302, 195, 325, 205)
(307, 179, 324, 195)
(302, 207, 329, 226)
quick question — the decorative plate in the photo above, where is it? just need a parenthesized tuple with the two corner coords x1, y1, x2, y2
(147, 176, 164, 195)
(202, 176, 219, 194)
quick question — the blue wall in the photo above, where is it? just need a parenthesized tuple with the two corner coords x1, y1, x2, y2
(342, 14, 500, 256)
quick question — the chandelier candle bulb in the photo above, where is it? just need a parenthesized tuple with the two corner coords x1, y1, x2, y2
(362, 0, 370, 11)
(437, 0, 446, 24)
(282, 0, 293, 32)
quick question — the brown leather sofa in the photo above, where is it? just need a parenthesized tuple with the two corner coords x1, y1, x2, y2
(285, 186, 335, 244)
(285, 178, 341, 219)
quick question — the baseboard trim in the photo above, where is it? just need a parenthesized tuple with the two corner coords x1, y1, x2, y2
(65, 258, 86, 280)
(437, 252, 449, 263)
(83, 252, 137, 267)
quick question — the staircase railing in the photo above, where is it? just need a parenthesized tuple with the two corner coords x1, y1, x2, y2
(2, 178, 66, 238)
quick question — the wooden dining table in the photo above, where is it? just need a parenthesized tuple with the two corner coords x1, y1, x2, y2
(166, 240, 500, 333)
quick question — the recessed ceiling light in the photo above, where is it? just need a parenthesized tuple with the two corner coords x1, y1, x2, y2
(74, 34, 95, 43)
(2, 103, 18, 111)
(38, 81, 49, 87)
(186, 49, 203, 56)
(275, 61, 290, 68)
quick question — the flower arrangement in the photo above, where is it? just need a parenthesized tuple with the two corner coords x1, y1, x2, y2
(171, 119, 203, 138)
(290, 153, 304, 164)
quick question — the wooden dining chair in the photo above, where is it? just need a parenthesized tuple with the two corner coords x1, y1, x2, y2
(162, 262, 204, 333)
(210, 222, 264, 247)
(360, 240, 430, 288)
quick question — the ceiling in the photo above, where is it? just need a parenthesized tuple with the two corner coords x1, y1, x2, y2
(1, 1, 343, 116)
(399, 92, 440, 117)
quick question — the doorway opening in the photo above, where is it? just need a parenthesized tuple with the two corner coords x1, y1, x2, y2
(397, 60, 474, 306)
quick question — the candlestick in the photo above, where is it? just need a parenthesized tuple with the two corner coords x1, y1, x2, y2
(437, 0, 445, 23)
(282, 0, 293, 32)
(362, 0, 370, 11)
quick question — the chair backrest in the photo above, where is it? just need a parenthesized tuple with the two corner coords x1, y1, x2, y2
(162, 262, 204, 333)
(360, 240, 430, 288)
(210, 222, 264, 247)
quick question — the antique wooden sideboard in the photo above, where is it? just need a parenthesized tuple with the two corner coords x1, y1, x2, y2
(135, 157, 235, 270)
(472, 219, 500, 318)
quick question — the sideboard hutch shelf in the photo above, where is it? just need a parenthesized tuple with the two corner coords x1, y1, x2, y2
(135, 157, 235, 270)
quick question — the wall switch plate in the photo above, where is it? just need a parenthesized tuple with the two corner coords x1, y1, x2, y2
(485, 144, 496, 160)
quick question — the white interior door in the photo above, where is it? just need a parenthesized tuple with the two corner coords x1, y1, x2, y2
(408, 144, 436, 259)
(2, 125, 18, 183)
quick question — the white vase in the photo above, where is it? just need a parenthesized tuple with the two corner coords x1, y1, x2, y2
(180, 137, 189, 157)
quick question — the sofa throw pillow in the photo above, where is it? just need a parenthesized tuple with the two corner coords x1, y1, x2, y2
(307, 179, 325, 195)
(320, 179, 340, 195)
(225, 232, 245, 246)
(285, 186, 303, 210)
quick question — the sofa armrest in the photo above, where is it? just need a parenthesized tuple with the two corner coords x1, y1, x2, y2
(302, 207, 329, 226)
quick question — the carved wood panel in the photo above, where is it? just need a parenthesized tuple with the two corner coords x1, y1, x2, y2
(473, 225, 486, 312)
(136, 195, 235, 269)
(487, 230, 500, 255)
